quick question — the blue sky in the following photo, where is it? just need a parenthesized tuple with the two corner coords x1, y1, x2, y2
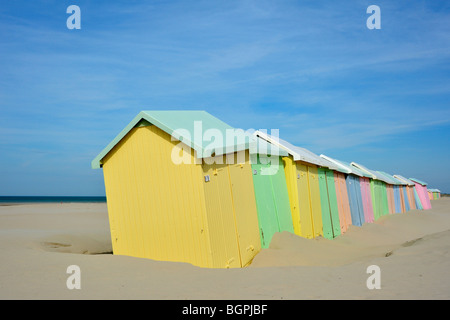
(0, 0, 449, 196)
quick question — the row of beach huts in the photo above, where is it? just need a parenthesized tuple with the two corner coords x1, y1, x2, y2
(92, 111, 441, 268)
(428, 189, 442, 200)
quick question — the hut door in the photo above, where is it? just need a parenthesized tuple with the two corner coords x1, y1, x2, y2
(202, 160, 241, 268)
(318, 168, 333, 239)
(307, 166, 323, 238)
(346, 175, 363, 226)
(325, 170, 341, 237)
(295, 163, 314, 238)
(251, 162, 279, 248)
(228, 162, 260, 266)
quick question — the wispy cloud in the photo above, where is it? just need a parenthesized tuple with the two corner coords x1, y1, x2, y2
(0, 0, 449, 194)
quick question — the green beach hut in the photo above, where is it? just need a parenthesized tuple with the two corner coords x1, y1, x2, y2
(316, 157, 349, 239)
(249, 135, 294, 248)
(255, 130, 343, 240)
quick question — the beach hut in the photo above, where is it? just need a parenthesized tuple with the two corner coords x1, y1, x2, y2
(319, 156, 371, 227)
(320, 155, 353, 234)
(376, 171, 406, 214)
(359, 177, 375, 222)
(410, 178, 432, 210)
(412, 187, 424, 210)
(333, 170, 353, 234)
(250, 136, 294, 248)
(255, 131, 341, 239)
(400, 184, 410, 212)
(370, 171, 397, 214)
(350, 162, 391, 220)
(317, 157, 352, 239)
(385, 173, 412, 213)
(384, 173, 411, 213)
(382, 185, 393, 213)
(394, 185, 403, 213)
(91, 110, 262, 268)
(387, 173, 407, 213)
(427, 189, 441, 200)
(393, 175, 418, 211)
(435, 189, 441, 199)
(412, 189, 424, 210)
(428, 189, 441, 200)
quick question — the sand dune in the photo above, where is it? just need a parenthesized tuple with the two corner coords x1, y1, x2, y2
(0, 199, 449, 300)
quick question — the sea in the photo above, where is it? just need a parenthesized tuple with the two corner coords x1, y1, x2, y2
(0, 196, 106, 204)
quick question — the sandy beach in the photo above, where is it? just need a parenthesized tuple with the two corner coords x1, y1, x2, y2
(0, 198, 449, 300)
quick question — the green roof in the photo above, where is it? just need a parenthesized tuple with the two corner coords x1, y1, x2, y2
(91, 110, 286, 169)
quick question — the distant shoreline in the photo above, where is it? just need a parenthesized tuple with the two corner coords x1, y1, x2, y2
(0, 202, 107, 206)
(0, 196, 107, 205)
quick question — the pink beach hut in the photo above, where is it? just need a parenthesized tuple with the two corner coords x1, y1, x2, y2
(409, 178, 432, 210)
(359, 176, 375, 223)
(350, 162, 392, 219)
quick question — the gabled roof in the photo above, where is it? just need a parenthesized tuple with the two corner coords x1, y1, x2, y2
(319, 155, 371, 177)
(351, 162, 392, 184)
(393, 175, 416, 186)
(409, 178, 428, 186)
(428, 189, 440, 192)
(255, 131, 344, 172)
(376, 171, 404, 185)
(319, 156, 349, 173)
(320, 155, 351, 174)
(91, 110, 255, 169)
(252, 135, 289, 157)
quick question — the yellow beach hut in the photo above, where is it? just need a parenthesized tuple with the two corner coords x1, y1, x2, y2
(91, 111, 261, 268)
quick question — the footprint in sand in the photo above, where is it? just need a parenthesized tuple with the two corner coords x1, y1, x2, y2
(401, 237, 423, 247)
(42, 242, 72, 249)
(384, 237, 425, 257)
